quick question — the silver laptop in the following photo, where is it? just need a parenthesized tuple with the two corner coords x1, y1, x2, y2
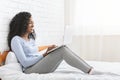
(47, 26, 73, 53)
(47, 45, 65, 53)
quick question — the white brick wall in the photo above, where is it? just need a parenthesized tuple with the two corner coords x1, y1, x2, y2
(0, 0, 64, 51)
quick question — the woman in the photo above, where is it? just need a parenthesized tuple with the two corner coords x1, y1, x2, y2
(7, 12, 101, 74)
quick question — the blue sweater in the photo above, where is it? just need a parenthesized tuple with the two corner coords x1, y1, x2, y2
(11, 36, 43, 68)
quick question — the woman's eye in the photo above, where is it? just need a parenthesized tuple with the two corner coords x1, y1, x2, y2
(29, 21, 34, 24)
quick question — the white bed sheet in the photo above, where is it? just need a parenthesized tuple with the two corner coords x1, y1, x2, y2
(0, 61, 120, 80)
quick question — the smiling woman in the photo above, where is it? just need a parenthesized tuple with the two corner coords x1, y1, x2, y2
(6, 11, 106, 75)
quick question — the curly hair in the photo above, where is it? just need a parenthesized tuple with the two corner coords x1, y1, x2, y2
(7, 12, 36, 50)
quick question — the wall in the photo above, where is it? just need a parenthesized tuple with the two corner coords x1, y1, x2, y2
(73, 0, 120, 35)
(0, 0, 64, 51)
(69, 35, 120, 62)
(65, 0, 120, 62)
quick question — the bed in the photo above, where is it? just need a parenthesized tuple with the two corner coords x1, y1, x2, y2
(0, 60, 120, 80)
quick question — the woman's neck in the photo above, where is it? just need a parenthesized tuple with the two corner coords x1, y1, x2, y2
(21, 33, 29, 41)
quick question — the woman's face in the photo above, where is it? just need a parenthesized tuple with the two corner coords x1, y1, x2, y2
(27, 17, 34, 34)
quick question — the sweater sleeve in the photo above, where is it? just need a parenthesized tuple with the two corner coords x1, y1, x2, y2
(11, 37, 43, 68)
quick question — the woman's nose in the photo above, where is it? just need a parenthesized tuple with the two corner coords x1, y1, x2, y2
(31, 24, 34, 27)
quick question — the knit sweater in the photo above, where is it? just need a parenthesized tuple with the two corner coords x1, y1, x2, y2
(11, 36, 43, 69)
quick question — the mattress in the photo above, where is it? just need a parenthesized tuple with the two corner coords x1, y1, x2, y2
(0, 61, 120, 80)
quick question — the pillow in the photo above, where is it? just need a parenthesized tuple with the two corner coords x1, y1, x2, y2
(5, 51, 18, 64)
(4, 51, 22, 72)
(0, 63, 22, 72)
(0, 63, 22, 80)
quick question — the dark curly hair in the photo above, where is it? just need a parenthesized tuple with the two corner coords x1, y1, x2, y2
(7, 12, 36, 50)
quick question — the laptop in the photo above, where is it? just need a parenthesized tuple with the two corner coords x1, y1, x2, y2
(47, 45, 65, 53)
(47, 26, 73, 53)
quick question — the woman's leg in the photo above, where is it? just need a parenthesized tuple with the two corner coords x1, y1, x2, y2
(61, 46, 92, 73)
(24, 45, 92, 74)
(24, 48, 63, 74)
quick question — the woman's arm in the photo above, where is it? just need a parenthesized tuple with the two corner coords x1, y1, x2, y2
(11, 38, 43, 68)
(39, 45, 57, 57)
(38, 45, 56, 51)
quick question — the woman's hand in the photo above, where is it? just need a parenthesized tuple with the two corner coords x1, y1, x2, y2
(47, 45, 57, 51)
(43, 45, 57, 57)
(43, 52, 49, 57)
